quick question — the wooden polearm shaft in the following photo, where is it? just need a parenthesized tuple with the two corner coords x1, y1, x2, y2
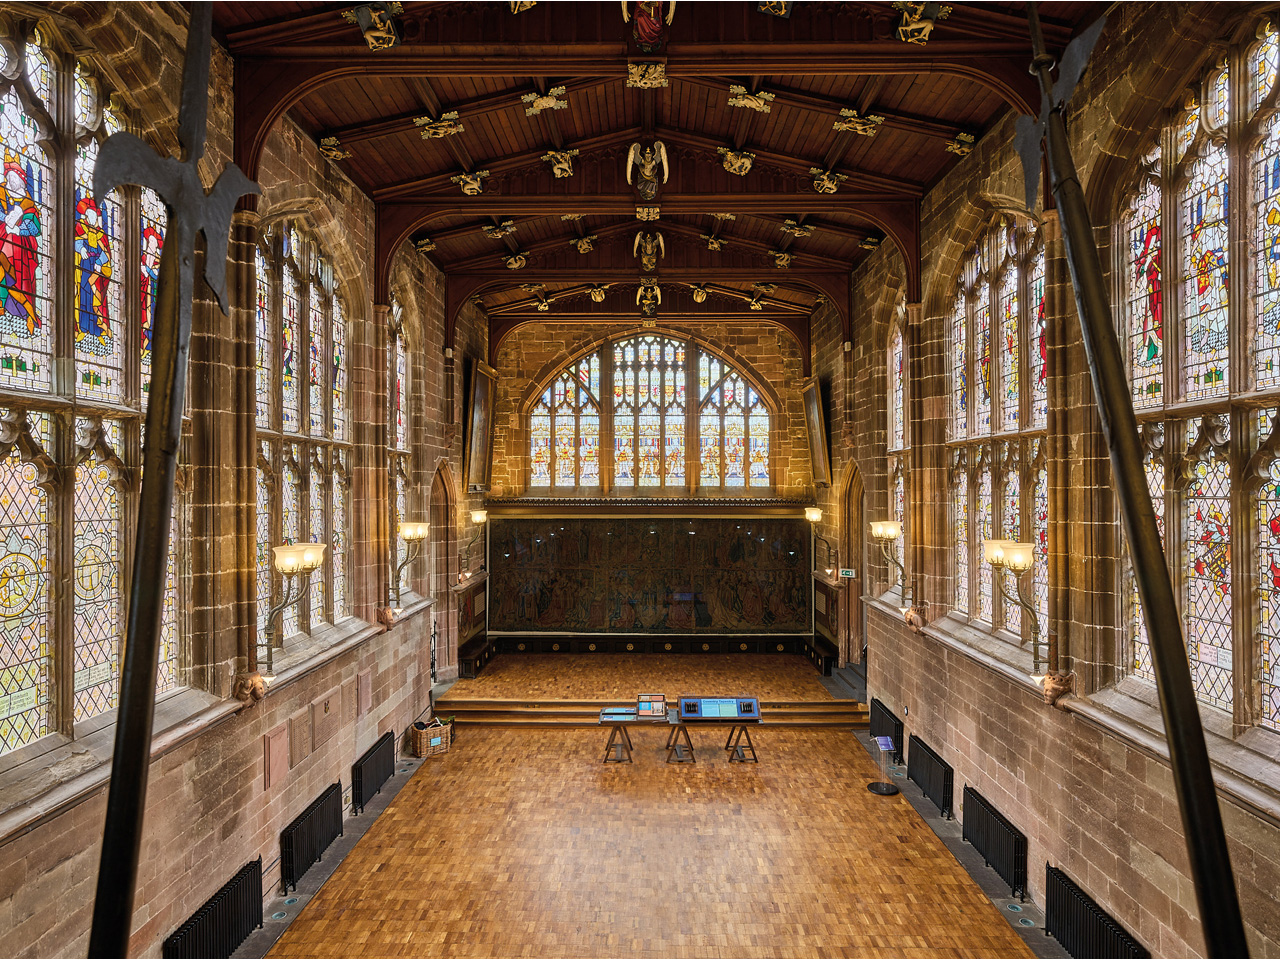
(1025, 5, 1247, 955)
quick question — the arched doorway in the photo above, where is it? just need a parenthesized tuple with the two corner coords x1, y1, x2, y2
(840, 465, 866, 669)
(430, 466, 457, 678)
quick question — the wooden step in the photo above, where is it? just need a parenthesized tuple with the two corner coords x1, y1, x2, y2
(435, 697, 868, 727)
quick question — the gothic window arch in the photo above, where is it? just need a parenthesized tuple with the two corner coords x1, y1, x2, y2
(388, 295, 423, 595)
(1116, 21, 1280, 731)
(254, 222, 352, 660)
(888, 322, 906, 452)
(0, 27, 186, 758)
(947, 215, 1048, 651)
(527, 336, 772, 494)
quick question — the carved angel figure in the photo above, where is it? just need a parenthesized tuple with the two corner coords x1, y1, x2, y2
(589, 284, 610, 302)
(573, 235, 598, 254)
(627, 141, 669, 202)
(342, 3, 403, 50)
(700, 234, 726, 252)
(451, 170, 490, 195)
(727, 85, 774, 114)
(522, 85, 568, 116)
(690, 284, 708, 303)
(542, 149, 580, 179)
(833, 108, 885, 136)
(634, 230, 665, 272)
(622, 1, 675, 53)
(809, 167, 847, 195)
(718, 147, 754, 176)
(637, 280, 661, 316)
(416, 111, 465, 139)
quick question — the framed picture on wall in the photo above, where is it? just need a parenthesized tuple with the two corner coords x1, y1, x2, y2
(800, 376, 831, 487)
(464, 358, 498, 492)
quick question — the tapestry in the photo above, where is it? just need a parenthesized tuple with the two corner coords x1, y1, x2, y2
(489, 517, 811, 634)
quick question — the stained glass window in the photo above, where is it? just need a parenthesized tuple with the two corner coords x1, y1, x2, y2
(309, 465, 326, 624)
(998, 240, 1019, 434)
(73, 424, 121, 722)
(140, 188, 165, 403)
(282, 459, 300, 639)
(977, 463, 993, 625)
(952, 294, 967, 436)
(954, 463, 969, 615)
(1184, 424, 1233, 710)
(392, 320, 407, 451)
(615, 336, 684, 489)
(1128, 444, 1164, 684)
(699, 358, 769, 490)
(1033, 456, 1048, 637)
(1123, 155, 1163, 407)
(1180, 98, 1230, 399)
(74, 128, 124, 401)
(1029, 249, 1047, 428)
(282, 263, 300, 433)
(0, 86, 52, 394)
(889, 326, 905, 450)
(1259, 418, 1280, 731)
(332, 464, 347, 618)
(530, 355, 601, 489)
(255, 247, 272, 428)
(0, 422, 48, 752)
(332, 296, 346, 443)
(256, 451, 273, 639)
(975, 280, 992, 434)
(308, 280, 325, 436)
(1001, 453, 1021, 636)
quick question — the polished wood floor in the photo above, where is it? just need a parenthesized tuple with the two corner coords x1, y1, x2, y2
(438, 654, 836, 703)
(270, 725, 1032, 959)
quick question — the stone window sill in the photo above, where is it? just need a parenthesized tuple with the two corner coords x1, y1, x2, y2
(0, 614, 394, 849)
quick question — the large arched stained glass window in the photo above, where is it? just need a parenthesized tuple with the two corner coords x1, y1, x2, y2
(527, 336, 771, 494)
(0, 28, 187, 757)
(530, 354, 601, 488)
(616, 336, 683, 489)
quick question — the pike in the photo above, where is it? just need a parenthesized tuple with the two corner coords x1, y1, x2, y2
(1013, 5, 1247, 955)
(88, 4, 259, 955)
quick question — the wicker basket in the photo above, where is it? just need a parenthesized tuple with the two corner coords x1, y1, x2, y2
(411, 720, 452, 758)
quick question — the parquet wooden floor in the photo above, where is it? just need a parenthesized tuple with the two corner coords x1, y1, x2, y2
(270, 726, 1033, 959)
(437, 654, 835, 703)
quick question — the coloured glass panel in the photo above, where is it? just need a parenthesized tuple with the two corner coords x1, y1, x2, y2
(1124, 160, 1163, 407)
(975, 282, 992, 434)
(332, 468, 347, 619)
(1261, 461, 1280, 731)
(155, 499, 179, 694)
(1002, 463, 1021, 636)
(139, 187, 165, 404)
(0, 435, 48, 754)
(74, 135, 123, 401)
(282, 461, 300, 638)
(1253, 24, 1279, 112)
(393, 328, 407, 450)
(308, 282, 325, 436)
(889, 327, 904, 449)
(24, 32, 51, 110)
(309, 466, 326, 624)
(1033, 461, 1048, 640)
(1185, 433, 1233, 710)
(73, 443, 120, 721)
(332, 297, 346, 442)
(1029, 250, 1047, 428)
(255, 247, 272, 428)
(954, 472, 969, 614)
(1180, 123, 1230, 399)
(952, 294, 967, 436)
(998, 265, 1019, 433)
(1255, 115, 1280, 388)
(282, 265, 300, 433)
(977, 463, 993, 624)
(255, 456, 272, 639)
(613, 336, 684, 490)
(1128, 448, 1164, 684)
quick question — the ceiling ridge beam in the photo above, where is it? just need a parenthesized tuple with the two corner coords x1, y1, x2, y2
(435, 221, 638, 273)
(659, 221, 850, 272)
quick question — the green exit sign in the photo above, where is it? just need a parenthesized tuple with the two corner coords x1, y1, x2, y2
(839, 568, 856, 579)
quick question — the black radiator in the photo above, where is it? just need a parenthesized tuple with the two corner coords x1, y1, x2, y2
(906, 734, 953, 819)
(352, 731, 395, 815)
(961, 785, 1027, 900)
(1046, 864, 1149, 958)
(280, 781, 343, 892)
(868, 697, 904, 764)
(161, 857, 262, 958)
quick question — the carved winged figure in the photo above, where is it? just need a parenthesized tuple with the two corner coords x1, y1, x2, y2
(542, 149, 579, 179)
(727, 85, 774, 114)
(451, 170, 490, 195)
(637, 280, 661, 316)
(633, 230, 665, 272)
(589, 284, 610, 302)
(809, 167, 847, 195)
(626, 141, 669, 202)
(700, 234, 726, 252)
(521, 85, 568, 116)
(573, 235, 598, 254)
(718, 147, 755, 176)
(416, 111, 464, 139)
(622, 1, 675, 53)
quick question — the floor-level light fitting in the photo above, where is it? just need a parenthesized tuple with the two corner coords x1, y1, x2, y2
(392, 521, 430, 611)
(261, 543, 327, 681)
(983, 538, 1042, 673)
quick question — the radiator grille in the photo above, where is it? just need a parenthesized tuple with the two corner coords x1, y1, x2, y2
(280, 782, 343, 893)
(352, 731, 396, 815)
(161, 857, 262, 958)
(906, 734, 953, 819)
(1046, 864, 1149, 958)
(961, 785, 1027, 900)
(868, 698, 904, 764)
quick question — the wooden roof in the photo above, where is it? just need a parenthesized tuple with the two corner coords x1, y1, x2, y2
(216, 1, 1100, 359)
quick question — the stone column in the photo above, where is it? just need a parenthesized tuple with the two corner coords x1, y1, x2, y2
(906, 300, 949, 625)
(354, 303, 391, 624)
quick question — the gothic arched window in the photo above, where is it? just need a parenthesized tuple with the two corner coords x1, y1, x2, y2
(948, 216, 1048, 650)
(1117, 23, 1280, 731)
(527, 336, 770, 494)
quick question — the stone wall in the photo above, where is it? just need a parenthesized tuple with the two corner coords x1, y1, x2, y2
(489, 319, 810, 497)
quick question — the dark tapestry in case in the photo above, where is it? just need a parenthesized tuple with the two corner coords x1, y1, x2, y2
(489, 517, 811, 634)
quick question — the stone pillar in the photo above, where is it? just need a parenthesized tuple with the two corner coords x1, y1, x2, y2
(906, 300, 949, 625)
(354, 303, 391, 624)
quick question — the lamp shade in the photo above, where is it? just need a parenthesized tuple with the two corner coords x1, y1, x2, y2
(400, 521, 430, 542)
(804, 506, 823, 523)
(982, 539, 1010, 565)
(273, 542, 327, 575)
(870, 519, 903, 541)
(471, 509, 489, 524)
(1002, 541, 1035, 572)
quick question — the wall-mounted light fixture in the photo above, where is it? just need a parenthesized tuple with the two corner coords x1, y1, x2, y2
(262, 543, 328, 681)
(461, 508, 488, 581)
(983, 538, 1042, 673)
(392, 521, 430, 609)
(870, 520, 920, 626)
(804, 507, 837, 576)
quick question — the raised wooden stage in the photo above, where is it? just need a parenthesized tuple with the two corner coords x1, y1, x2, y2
(436, 653, 867, 727)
